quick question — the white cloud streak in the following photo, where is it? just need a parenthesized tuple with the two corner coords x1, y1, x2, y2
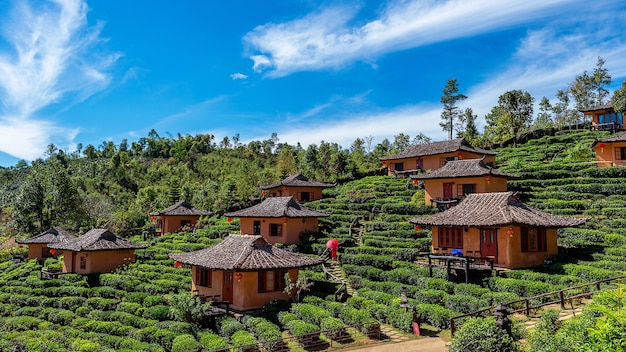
(230, 72, 248, 80)
(0, 0, 119, 161)
(245, 0, 578, 77)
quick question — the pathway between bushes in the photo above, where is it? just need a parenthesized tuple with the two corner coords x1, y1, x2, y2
(344, 324, 448, 352)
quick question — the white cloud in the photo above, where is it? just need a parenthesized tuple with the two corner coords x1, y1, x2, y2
(230, 72, 248, 80)
(248, 5, 626, 148)
(0, 0, 119, 160)
(244, 0, 577, 77)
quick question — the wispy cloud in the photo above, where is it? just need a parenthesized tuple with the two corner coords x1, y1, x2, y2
(0, 0, 119, 160)
(230, 72, 248, 80)
(250, 2, 626, 148)
(245, 0, 577, 77)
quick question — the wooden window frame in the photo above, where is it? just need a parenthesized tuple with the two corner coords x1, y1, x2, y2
(457, 183, 475, 197)
(79, 256, 87, 270)
(437, 227, 463, 248)
(521, 227, 547, 252)
(195, 267, 212, 287)
(253, 220, 261, 235)
(270, 223, 282, 237)
(258, 269, 287, 293)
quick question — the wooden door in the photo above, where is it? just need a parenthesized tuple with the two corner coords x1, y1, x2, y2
(443, 183, 454, 198)
(222, 272, 233, 302)
(480, 229, 497, 262)
(416, 158, 424, 170)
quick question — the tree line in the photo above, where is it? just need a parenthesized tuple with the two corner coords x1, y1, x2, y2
(442, 57, 618, 146)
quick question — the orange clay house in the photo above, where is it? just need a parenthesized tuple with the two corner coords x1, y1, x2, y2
(48, 229, 148, 274)
(150, 200, 211, 236)
(169, 234, 324, 311)
(224, 197, 329, 245)
(408, 192, 587, 269)
(411, 158, 518, 208)
(581, 101, 624, 132)
(260, 174, 335, 202)
(591, 132, 626, 167)
(17, 227, 77, 261)
(380, 138, 497, 177)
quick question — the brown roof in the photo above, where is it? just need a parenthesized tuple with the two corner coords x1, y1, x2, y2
(17, 227, 77, 244)
(411, 158, 519, 180)
(591, 132, 626, 147)
(224, 197, 330, 218)
(169, 234, 325, 270)
(150, 200, 211, 216)
(380, 138, 496, 161)
(580, 101, 613, 113)
(48, 229, 148, 252)
(408, 192, 588, 228)
(260, 174, 335, 190)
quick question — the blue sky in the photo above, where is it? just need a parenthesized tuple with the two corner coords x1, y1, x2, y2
(0, 0, 625, 167)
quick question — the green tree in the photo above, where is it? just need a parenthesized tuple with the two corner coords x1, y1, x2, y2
(457, 108, 479, 143)
(611, 80, 626, 113)
(568, 57, 611, 124)
(492, 90, 534, 146)
(412, 133, 432, 145)
(391, 133, 410, 154)
(168, 293, 212, 328)
(533, 96, 555, 130)
(440, 79, 467, 140)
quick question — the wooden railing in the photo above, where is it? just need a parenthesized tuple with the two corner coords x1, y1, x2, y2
(449, 276, 625, 336)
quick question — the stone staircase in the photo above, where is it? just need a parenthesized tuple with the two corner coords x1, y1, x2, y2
(323, 259, 357, 297)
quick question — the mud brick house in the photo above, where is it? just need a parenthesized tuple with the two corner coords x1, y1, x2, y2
(49, 229, 148, 274)
(380, 138, 497, 177)
(591, 132, 626, 167)
(224, 196, 329, 245)
(411, 158, 518, 208)
(150, 200, 211, 235)
(409, 192, 587, 269)
(169, 234, 325, 311)
(260, 174, 335, 202)
(581, 101, 624, 132)
(17, 227, 77, 261)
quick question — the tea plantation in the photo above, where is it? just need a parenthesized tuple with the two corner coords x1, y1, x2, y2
(0, 129, 625, 351)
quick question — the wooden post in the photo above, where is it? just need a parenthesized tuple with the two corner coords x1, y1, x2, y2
(559, 290, 565, 309)
(428, 256, 433, 278)
(446, 259, 451, 281)
(464, 258, 470, 283)
(525, 299, 530, 316)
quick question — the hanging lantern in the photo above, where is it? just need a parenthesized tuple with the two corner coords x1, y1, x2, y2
(151, 215, 156, 221)
(599, 143, 606, 152)
(413, 179, 418, 185)
(282, 217, 288, 224)
(49, 249, 57, 255)
(174, 261, 182, 268)
(19, 245, 23, 249)
(485, 175, 491, 183)
(457, 152, 462, 159)
(227, 217, 232, 223)
(507, 227, 515, 237)
(234, 272, 243, 282)
(261, 190, 267, 196)
(382, 160, 387, 165)
(414, 225, 422, 232)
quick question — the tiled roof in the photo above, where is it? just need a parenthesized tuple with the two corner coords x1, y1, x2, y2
(380, 138, 496, 161)
(260, 174, 335, 190)
(411, 159, 519, 180)
(17, 227, 77, 244)
(150, 200, 211, 216)
(580, 101, 613, 112)
(408, 192, 588, 227)
(169, 234, 325, 270)
(48, 229, 148, 252)
(224, 197, 330, 218)
(591, 132, 626, 147)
